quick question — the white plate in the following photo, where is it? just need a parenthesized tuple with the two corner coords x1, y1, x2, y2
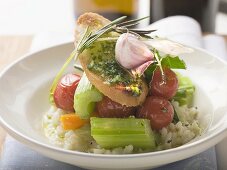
(0, 42, 227, 170)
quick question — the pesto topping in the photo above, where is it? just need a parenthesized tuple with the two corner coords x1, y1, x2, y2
(87, 41, 142, 96)
(88, 59, 133, 85)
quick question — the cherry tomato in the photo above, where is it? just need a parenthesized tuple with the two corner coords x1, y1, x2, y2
(96, 96, 136, 118)
(150, 67, 178, 99)
(136, 96, 174, 130)
(54, 73, 81, 112)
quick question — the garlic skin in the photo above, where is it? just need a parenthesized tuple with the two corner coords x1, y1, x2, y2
(144, 38, 193, 56)
(131, 60, 153, 77)
(115, 33, 154, 69)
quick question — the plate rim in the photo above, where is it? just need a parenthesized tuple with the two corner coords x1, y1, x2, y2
(0, 42, 227, 159)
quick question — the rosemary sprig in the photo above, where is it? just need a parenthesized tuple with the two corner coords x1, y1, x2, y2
(127, 29, 157, 34)
(77, 15, 155, 55)
(116, 16, 150, 27)
(49, 26, 90, 104)
(94, 16, 127, 35)
(121, 22, 140, 28)
(74, 64, 84, 72)
(115, 28, 156, 38)
(49, 15, 155, 104)
(77, 26, 91, 50)
(79, 26, 114, 52)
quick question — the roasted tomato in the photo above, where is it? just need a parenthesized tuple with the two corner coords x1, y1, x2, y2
(54, 73, 81, 112)
(96, 96, 136, 118)
(137, 96, 174, 130)
(150, 67, 178, 99)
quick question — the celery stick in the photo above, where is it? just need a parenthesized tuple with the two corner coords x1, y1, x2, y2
(74, 73, 103, 119)
(174, 73, 195, 107)
(91, 117, 156, 149)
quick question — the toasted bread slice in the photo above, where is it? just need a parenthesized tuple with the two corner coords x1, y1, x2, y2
(75, 13, 148, 106)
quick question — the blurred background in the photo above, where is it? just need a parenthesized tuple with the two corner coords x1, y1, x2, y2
(0, 0, 226, 35)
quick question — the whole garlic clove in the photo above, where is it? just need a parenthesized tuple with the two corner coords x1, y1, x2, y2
(115, 33, 154, 69)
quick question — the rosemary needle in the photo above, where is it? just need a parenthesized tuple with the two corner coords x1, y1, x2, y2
(49, 15, 156, 103)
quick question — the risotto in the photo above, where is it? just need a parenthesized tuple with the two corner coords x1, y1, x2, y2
(43, 101, 202, 154)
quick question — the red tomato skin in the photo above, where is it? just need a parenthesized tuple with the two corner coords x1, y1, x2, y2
(150, 68, 178, 99)
(96, 96, 136, 118)
(137, 96, 174, 130)
(54, 73, 81, 112)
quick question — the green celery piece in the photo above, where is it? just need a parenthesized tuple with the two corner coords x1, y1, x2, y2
(91, 117, 156, 149)
(74, 73, 103, 119)
(174, 73, 195, 107)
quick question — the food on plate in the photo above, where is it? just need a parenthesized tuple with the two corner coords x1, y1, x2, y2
(96, 96, 136, 118)
(54, 73, 81, 112)
(149, 67, 178, 99)
(137, 96, 174, 130)
(60, 114, 88, 130)
(43, 13, 202, 154)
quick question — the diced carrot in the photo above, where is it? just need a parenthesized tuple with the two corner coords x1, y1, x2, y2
(60, 114, 88, 130)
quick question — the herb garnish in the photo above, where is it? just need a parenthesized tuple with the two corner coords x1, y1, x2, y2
(77, 16, 155, 56)
(144, 50, 186, 83)
(87, 41, 141, 96)
(161, 56, 186, 69)
(49, 16, 153, 103)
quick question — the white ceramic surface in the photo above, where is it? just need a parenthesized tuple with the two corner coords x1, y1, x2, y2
(0, 42, 227, 169)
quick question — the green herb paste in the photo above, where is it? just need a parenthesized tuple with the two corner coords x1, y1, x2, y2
(87, 41, 141, 96)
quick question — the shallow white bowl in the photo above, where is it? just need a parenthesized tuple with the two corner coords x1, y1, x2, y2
(0, 42, 227, 169)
